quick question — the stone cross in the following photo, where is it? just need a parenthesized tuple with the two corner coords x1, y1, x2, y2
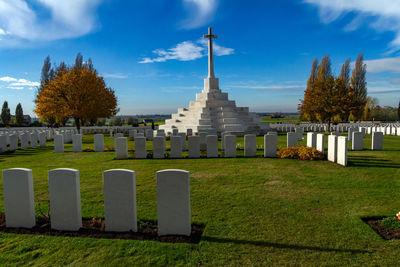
(203, 27, 217, 78)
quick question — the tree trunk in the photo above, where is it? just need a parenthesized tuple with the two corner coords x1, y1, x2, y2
(75, 117, 81, 133)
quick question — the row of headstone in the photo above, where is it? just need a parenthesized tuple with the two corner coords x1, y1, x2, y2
(2, 168, 191, 236)
(271, 122, 400, 135)
(113, 133, 279, 159)
(0, 130, 53, 153)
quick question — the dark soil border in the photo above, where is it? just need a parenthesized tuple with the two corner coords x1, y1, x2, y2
(362, 216, 400, 240)
(0, 214, 204, 243)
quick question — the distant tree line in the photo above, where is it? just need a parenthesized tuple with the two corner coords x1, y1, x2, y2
(298, 54, 369, 127)
(1, 101, 26, 126)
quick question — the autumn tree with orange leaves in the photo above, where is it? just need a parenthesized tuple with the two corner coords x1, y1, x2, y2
(35, 54, 119, 131)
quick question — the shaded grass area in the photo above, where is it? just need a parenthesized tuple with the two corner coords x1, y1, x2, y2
(0, 134, 399, 265)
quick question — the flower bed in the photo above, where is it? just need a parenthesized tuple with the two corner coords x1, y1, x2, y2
(277, 147, 324, 161)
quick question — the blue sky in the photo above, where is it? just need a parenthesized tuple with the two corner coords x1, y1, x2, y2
(0, 0, 400, 116)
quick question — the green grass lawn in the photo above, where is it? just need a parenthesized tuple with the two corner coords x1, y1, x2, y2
(0, 133, 399, 265)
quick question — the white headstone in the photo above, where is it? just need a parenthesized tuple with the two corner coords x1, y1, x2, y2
(134, 136, 147, 159)
(94, 134, 104, 152)
(337, 136, 348, 166)
(115, 137, 128, 159)
(199, 132, 207, 151)
(287, 132, 297, 147)
(20, 133, 29, 149)
(48, 168, 82, 231)
(72, 134, 82, 152)
(39, 132, 47, 147)
(103, 169, 137, 232)
(224, 135, 236, 158)
(178, 133, 187, 150)
(371, 132, 383, 151)
(170, 136, 182, 158)
(145, 129, 154, 141)
(153, 136, 165, 159)
(2, 168, 36, 228)
(264, 134, 277, 158)
(328, 135, 338, 162)
(157, 169, 191, 236)
(9, 134, 18, 151)
(352, 132, 363, 151)
(54, 134, 64, 153)
(244, 134, 256, 157)
(206, 135, 218, 158)
(306, 132, 317, 148)
(316, 133, 325, 154)
(188, 135, 200, 158)
(0, 135, 7, 153)
(30, 133, 38, 148)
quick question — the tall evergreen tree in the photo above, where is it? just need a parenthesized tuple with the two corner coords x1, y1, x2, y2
(39, 56, 52, 94)
(398, 100, 400, 121)
(335, 59, 351, 121)
(298, 58, 318, 121)
(313, 55, 336, 130)
(1, 101, 11, 126)
(15, 103, 24, 126)
(349, 54, 367, 120)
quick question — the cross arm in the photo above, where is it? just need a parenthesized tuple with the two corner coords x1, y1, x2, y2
(203, 34, 218, 39)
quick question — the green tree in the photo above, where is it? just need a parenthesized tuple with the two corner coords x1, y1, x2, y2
(1, 101, 11, 126)
(15, 103, 24, 126)
(349, 54, 367, 120)
(39, 55, 52, 94)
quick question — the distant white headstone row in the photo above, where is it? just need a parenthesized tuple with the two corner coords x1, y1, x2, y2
(271, 123, 400, 135)
(1, 168, 191, 236)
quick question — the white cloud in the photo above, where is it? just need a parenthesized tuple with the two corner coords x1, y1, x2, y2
(103, 73, 128, 79)
(181, 0, 218, 29)
(0, 0, 102, 46)
(304, 0, 400, 52)
(0, 76, 17, 82)
(365, 57, 400, 73)
(139, 39, 233, 63)
(0, 76, 39, 90)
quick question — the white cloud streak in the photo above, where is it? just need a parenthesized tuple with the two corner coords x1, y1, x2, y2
(365, 57, 400, 73)
(181, 0, 218, 29)
(0, 76, 39, 90)
(103, 73, 128, 79)
(139, 39, 233, 63)
(0, 0, 102, 46)
(304, 0, 400, 52)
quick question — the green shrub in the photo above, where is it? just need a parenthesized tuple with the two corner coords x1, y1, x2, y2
(381, 217, 400, 229)
(277, 147, 324, 161)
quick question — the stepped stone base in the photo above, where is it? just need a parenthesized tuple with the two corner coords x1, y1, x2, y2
(159, 77, 270, 136)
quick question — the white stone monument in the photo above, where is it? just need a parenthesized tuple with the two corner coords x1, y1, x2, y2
(371, 132, 383, 151)
(54, 134, 64, 153)
(328, 135, 338, 163)
(153, 136, 165, 159)
(224, 134, 236, 158)
(72, 134, 82, 152)
(159, 27, 269, 136)
(170, 136, 182, 158)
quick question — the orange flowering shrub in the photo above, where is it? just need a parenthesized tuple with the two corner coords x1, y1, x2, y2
(277, 147, 324, 161)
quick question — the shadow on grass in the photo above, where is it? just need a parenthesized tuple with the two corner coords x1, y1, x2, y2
(202, 236, 371, 254)
(348, 155, 400, 168)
